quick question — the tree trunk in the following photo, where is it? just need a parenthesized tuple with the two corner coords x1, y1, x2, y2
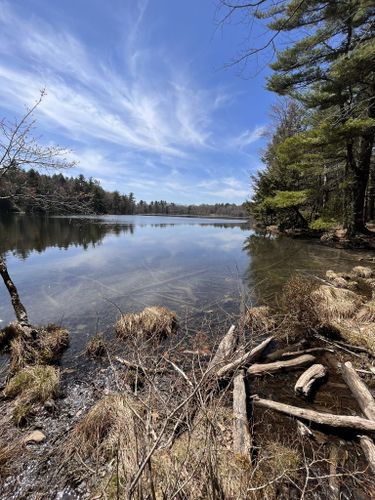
(345, 86, 375, 236)
(0, 258, 29, 325)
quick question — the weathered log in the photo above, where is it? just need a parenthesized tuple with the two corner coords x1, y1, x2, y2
(358, 435, 375, 474)
(252, 396, 375, 433)
(328, 445, 340, 500)
(294, 364, 327, 397)
(217, 336, 274, 379)
(233, 370, 252, 457)
(247, 354, 316, 377)
(208, 325, 237, 369)
(341, 362, 375, 420)
(264, 341, 306, 362)
(340, 361, 375, 473)
(281, 347, 334, 358)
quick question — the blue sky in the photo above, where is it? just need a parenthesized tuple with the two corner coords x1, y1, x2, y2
(0, 0, 275, 204)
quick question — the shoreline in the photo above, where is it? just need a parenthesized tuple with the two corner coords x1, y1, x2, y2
(1, 265, 375, 498)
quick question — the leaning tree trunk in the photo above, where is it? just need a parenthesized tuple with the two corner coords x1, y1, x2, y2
(0, 257, 29, 326)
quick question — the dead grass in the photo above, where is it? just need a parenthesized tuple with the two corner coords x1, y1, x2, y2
(331, 319, 375, 355)
(115, 306, 177, 340)
(241, 306, 275, 334)
(37, 325, 69, 364)
(325, 270, 357, 290)
(279, 275, 319, 341)
(351, 266, 374, 279)
(311, 285, 363, 323)
(64, 393, 142, 487)
(6, 323, 69, 374)
(85, 333, 106, 358)
(0, 441, 23, 479)
(4, 365, 60, 424)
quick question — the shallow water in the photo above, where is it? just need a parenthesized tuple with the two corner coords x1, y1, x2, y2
(0, 214, 371, 359)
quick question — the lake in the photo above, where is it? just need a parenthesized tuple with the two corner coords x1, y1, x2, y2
(0, 214, 369, 360)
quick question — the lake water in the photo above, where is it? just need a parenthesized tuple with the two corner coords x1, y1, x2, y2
(0, 214, 370, 359)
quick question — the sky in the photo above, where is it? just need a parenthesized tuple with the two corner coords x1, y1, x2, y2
(0, 0, 276, 204)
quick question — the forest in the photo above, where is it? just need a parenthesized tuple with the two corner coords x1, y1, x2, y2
(246, 0, 375, 242)
(0, 167, 246, 217)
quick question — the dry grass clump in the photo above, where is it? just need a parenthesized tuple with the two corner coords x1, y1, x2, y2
(241, 306, 275, 334)
(351, 266, 374, 279)
(331, 319, 375, 355)
(151, 407, 301, 499)
(356, 300, 375, 322)
(115, 306, 177, 340)
(279, 275, 319, 341)
(4, 365, 60, 424)
(37, 325, 69, 364)
(325, 270, 357, 290)
(85, 333, 106, 358)
(64, 393, 141, 485)
(0, 442, 22, 479)
(311, 285, 363, 323)
(4, 323, 69, 375)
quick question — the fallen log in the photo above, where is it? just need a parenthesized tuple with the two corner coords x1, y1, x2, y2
(264, 341, 306, 362)
(294, 364, 327, 398)
(247, 354, 316, 377)
(252, 396, 375, 433)
(281, 347, 334, 358)
(340, 362, 375, 420)
(358, 435, 375, 474)
(233, 370, 252, 457)
(329, 445, 340, 500)
(340, 361, 375, 474)
(217, 336, 274, 379)
(208, 325, 237, 369)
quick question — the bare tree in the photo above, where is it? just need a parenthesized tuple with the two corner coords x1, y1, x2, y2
(0, 91, 81, 352)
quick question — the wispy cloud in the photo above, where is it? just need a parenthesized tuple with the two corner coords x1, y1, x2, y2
(230, 125, 266, 149)
(0, 0, 260, 203)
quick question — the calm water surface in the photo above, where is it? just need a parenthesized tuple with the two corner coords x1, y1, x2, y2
(0, 214, 370, 358)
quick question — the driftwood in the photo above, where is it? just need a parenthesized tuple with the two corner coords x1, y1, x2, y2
(264, 341, 307, 362)
(233, 370, 252, 457)
(217, 336, 274, 379)
(208, 325, 237, 369)
(340, 361, 375, 473)
(247, 354, 316, 377)
(281, 347, 334, 358)
(329, 445, 340, 500)
(358, 435, 375, 474)
(341, 362, 375, 420)
(252, 396, 375, 433)
(294, 364, 327, 397)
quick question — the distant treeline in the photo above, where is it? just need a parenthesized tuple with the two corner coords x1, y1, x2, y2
(0, 167, 247, 217)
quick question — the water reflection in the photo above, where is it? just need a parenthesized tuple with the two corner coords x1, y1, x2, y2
(0, 215, 368, 362)
(243, 232, 367, 304)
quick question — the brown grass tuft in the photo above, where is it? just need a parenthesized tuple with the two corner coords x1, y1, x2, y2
(4, 365, 60, 424)
(64, 393, 142, 484)
(325, 270, 357, 290)
(351, 266, 373, 279)
(85, 333, 106, 358)
(279, 275, 319, 341)
(241, 306, 275, 334)
(331, 319, 375, 355)
(311, 285, 363, 323)
(115, 306, 177, 340)
(0, 441, 23, 479)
